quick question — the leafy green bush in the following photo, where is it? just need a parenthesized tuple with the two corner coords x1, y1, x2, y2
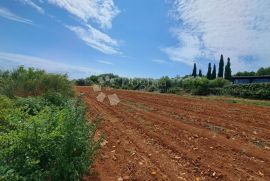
(223, 83, 270, 99)
(42, 91, 69, 107)
(0, 95, 15, 133)
(209, 78, 231, 88)
(182, 77, 210, 95)
(167, 87, 182, 94)
(158, 76, 172, 93)
(0, 66, 74, 98)
(0, 95, 100, 181)
(146, 85, 158, 92)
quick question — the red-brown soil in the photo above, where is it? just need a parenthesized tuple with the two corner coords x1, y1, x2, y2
(77, 86, 270, 181)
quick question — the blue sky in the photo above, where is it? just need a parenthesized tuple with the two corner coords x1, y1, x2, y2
(0, 0, 269, 79)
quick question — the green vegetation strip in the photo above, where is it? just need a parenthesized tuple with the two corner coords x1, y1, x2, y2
(0, 67, 100, 181)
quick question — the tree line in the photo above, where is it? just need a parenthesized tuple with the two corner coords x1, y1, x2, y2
(235, 67, 270, 76)
(75, 56, 270, 98)
(192, 54, 232, 80)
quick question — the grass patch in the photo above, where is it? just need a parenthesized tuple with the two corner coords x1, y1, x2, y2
(180, 94, 270, 107)
(223, 99, 270, 107)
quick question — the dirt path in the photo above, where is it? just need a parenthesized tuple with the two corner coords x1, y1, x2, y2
(77, 86, 270, 181)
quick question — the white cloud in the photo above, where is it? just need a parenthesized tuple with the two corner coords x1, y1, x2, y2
(66, 25, 121, 55)
(0, 6, 33, 24)
(162, 31, 203, 66)
(97, 60, 113, 65)
(165, 0, 270, 72)
(47, 0, 120, 29)
(48, 0, 122, 55)
(151, 59, 169, 64)
(0, 52, 101, 78)
(18, 0, 45, 13)
(13, 0, 121, 55)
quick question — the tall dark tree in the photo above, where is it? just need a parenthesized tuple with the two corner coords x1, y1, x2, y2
(225, 58, 232, 80)
(211, 64, 217, 80)
(198, 69, 203, 77)
(218, 54, 224, 78)
(192, 63, 197, 77)
(206, 63, 212, 79)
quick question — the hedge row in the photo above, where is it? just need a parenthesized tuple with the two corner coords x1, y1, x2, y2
(223, 83, 270, 99)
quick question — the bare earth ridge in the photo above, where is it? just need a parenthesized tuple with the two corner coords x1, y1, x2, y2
(77, 86, 270, 181)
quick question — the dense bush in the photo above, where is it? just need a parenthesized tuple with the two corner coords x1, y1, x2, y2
(223, 83, 270, 99)
(182, 77, 210, 95)
(158, 76, 172, 93)
(75, 79, 86, 86)
(181, 77, 231, 95)
(209, 78, 231, 88)
(0, 66, 74, 98)
(0, 94, 100, 181)
(167, 87, 182, 94)
(146, 85, 158, 92)
(0, 67, 100, 180)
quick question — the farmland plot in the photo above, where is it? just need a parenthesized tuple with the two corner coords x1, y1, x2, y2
(77, 86, 270, 181)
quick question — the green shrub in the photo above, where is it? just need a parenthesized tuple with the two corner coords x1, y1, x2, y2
(146, 85, 158, 92)
(0, 96, 100, 181)
(182, 77, 210, 95)
(42, 91, 69, 107)
(0, 66, 74, 98)
(209, 78, 231, 88)
(0, 95, 15, 133)
(75, 79, 86, 86)
(158, 76, 172, 93)
(223, 83, 270, 99)
(167, 87, 182, 94)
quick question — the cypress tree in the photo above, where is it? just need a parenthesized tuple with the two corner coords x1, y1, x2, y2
(198, 69, 202, 77)
(206, 63, 212, 79)
(225, 58, 232, 80)
(218, 54, 224, 78)
(211, 64, 217, 80)
(192, 63, 197, 77)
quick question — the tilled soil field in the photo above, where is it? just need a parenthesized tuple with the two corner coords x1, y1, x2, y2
(77, 86, 270, 181)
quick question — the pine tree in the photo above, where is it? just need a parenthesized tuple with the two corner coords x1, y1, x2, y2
(211, 64, 217, 80)
(206, 63, 212, 79)
(192, 63, 197, 77)
(218, 54, 224, 78)
(225, 58, 232, 80)
(198, 69, 202, 77)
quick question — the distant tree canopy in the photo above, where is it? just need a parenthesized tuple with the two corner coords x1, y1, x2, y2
(235, 67, 270, 76)
(84, 73, 119, 86)
(235, 71, 256, 76)
(257, 67, 270, 76)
